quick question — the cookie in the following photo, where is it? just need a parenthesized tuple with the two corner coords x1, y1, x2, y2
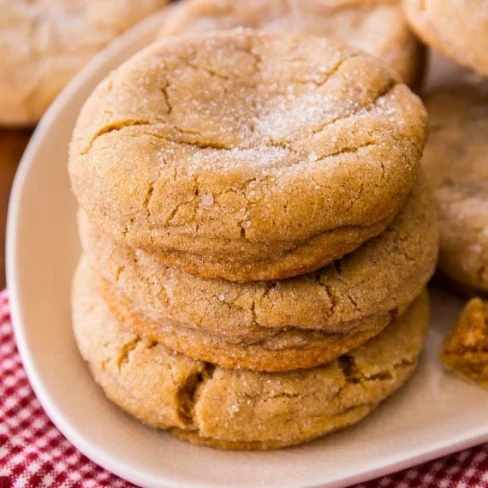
(100, 272, 406, 372)
(158, 0, 425, 89)
(69, 30, 428, 281)
(0, 0, 168, 126)
(441, 298, 488, 389)
(403, 0, 488, 77)
(79, 175, 438, 344)
(422, 84, 488, 294)
(72, 261, 429, 450)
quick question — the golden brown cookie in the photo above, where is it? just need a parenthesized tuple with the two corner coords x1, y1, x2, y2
(70, 30, 428, 281)
(403, 0, 488, 77)
(158, 0, 425, 89)
(79, 175, 438, 344)
(72, 261, 429, 450)
(441, 298, 488, 389)
(0, 0, 169, 126)
(422, 84, 488, 294)
(100, 273, 405, 372)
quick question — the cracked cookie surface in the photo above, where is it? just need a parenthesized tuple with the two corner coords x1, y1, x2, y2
(96, 264, 405, 372)
(72, 260, 429, 450)
(69, 30, 428, 281)
(157, 0, 425, 89)
(79, 175, 438, 346)
(0, 0, 169, 126)
(403, 0, 488, 77)
(422, 84, 488, 294)
(441, 298, 488, 388)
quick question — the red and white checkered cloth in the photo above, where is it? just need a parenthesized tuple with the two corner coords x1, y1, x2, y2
(1, 289, 488, 488)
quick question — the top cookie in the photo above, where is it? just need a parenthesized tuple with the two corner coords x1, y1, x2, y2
(158, 0, 425, 88)
(403, 0, 488, 77)
(0, 0, 168, 126)
(422, 84, 488, 294)
(70, 30, 428, 281)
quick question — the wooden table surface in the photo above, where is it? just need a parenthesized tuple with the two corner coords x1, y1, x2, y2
(0, 130, 32, 289)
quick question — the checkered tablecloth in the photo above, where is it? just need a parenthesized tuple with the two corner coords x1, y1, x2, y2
(1, 290, 487, 488)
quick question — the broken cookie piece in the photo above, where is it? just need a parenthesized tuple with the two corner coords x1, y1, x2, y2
(441, 298, 488, 388)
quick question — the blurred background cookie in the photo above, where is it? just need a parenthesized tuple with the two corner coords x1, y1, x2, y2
(422, 84, 488, 295)
(158, 0, 426, 89)
(0, 0, 169, 126)
(403, 0, 488, 77)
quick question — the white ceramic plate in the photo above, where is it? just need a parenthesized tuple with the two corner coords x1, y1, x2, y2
(7, 12, 488, 488)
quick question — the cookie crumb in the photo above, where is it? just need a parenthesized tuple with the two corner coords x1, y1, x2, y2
(441, 298, 488, 388)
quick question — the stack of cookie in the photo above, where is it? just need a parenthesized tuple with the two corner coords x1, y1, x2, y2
(69, 30, 438, 449)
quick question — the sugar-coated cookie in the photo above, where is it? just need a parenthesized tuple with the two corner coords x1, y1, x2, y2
(73, 261, 429, 450)
(99, 271, 408, 372)
(79, 176, 438, 371)
(70, 30, 428, 281)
